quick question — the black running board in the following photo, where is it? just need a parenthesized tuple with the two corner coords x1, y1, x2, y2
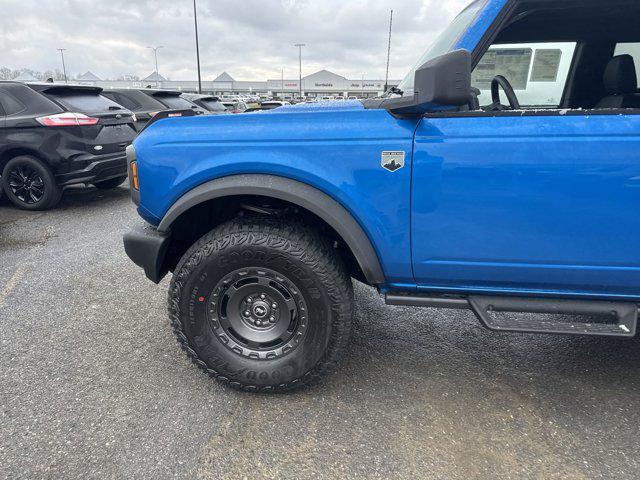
(385, 293, 638, 337)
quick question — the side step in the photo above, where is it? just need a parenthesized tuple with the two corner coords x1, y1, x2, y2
(385, 293, 638, 338)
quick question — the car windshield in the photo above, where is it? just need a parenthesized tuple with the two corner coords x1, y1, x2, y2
(397, 0, 486, 96)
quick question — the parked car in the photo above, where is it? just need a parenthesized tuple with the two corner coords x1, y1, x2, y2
(139, 89, 208, 116)
(124, 0, 640, 392)
(0, 82, 136, 210)
(181, 94, 228, 114)
(259, 101, 291, 110)
(222, 101, 247, 114)
(101, 88, 170, 131)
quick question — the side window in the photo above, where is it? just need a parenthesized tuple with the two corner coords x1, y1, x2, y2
(0, 90, 27, 116)
(473, 42, 576, 108)
(112, 93, 140, 111)
(614, 43, 640, 85)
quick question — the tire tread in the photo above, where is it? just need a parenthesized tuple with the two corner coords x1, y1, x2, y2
(167, 215, 354, 392)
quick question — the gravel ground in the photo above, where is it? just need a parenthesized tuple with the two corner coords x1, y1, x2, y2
(1, 185, 640, 480)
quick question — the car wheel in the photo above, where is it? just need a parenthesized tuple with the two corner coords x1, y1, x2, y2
(168, 216, 354, 392)
(93, 176, 127, 190)
(2, 156, 62, 211)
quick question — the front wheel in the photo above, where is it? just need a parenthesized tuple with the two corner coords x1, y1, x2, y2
(168, 217, 354, 392)
(93, 176, 127, 190)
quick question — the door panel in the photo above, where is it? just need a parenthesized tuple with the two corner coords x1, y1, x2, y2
(411, 113, 640, 299)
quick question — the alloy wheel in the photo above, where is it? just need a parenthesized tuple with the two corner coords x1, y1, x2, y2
(7, 165, 45, 204)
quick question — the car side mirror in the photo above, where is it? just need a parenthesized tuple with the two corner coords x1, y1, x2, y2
(414, 49, 471, 109)
(381, 49, 472, 117)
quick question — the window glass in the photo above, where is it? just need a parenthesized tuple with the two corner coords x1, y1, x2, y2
(614, 43, 640, 84)
(472, 48, 533, 90)
(0, 90, 27, 116)
(112, 93, 140, 111)
(397, 0, 487, 95)
(158, 95, 195, 109)
(473, 42, 576, 107)
(530, 49, 562, 82)
(202, 99, 227, 112)
(47, 92, 124, 113)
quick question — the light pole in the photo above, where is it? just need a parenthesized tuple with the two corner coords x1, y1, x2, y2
(193, 0, 202, 93)
(57, 48, 68, 83)
(361, 73, 365, 98)
(146, 46, 164, 85)
(294, 43, 305, 99)
(281, 67, 284, 100)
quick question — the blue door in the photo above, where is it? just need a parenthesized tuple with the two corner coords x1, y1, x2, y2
(411, 113, 640, 300)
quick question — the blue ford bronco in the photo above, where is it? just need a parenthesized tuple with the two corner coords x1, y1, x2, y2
(124, 0, 640, 391)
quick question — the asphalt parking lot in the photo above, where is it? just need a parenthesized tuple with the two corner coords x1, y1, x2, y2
(1, 185, 640, 480)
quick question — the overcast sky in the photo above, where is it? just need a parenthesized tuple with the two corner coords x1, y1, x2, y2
(0, 0, 469, 81)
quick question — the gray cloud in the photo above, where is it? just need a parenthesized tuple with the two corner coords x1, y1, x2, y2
(0, 0, 469, 81)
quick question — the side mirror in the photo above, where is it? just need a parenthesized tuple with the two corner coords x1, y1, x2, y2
(414, 49, 471, 109)
(381, 49, 472, 117)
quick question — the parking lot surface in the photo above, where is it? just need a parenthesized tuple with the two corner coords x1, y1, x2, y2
(1, 185, 640, 480)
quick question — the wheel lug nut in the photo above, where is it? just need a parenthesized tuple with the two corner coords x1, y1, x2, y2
(260, 294, 266, 300)
(269, 316, 276, 323)
(271, 303, 277, 309)
(255, 320, 262, 326)
(246, 297, 253, 303)
(244, 311, 251, 317)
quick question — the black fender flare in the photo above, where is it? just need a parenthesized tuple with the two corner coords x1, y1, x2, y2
(158, 174, 385, 285)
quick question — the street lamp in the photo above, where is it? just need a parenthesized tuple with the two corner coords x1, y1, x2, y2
(193, 0, 202, 93)
(56, 48, 68, 83)
(294, 43, 305, 99)
(146, 46, 164, 85)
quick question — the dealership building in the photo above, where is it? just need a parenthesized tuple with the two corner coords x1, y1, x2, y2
(77, 70, 400, 99)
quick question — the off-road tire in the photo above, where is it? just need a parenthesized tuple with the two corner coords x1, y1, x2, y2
(168, 216, 354, 392)
(2, 156, 62, 211)
(93, 176, 127, 190)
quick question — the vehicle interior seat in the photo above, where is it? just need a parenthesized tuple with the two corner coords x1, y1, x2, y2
(595, 54, 640, 109)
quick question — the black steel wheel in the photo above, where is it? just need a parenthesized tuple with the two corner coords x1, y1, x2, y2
(1, 156, 62, 211)
(168, 217, 354, 392)
(209, 267, 309, 359)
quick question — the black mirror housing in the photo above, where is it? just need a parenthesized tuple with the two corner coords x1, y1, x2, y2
(414, 49, 471, 108)
(376, 49, 472, 117)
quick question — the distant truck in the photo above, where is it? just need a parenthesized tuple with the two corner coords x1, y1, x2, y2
(124, 0, 640, 392)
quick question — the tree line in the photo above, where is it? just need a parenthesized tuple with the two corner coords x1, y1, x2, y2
(0, 67, 143, 82)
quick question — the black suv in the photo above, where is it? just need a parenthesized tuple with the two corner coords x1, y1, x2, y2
(181, 93, 228, 114)
(138, 89, 208, 116)
(0, 82, 136, 210)
(101, 88, 170, 132)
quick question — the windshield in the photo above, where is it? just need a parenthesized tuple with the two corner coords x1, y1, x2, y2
(397, 0, 486, 95)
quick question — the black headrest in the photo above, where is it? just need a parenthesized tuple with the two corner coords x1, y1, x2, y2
(604, 55, 637, 95)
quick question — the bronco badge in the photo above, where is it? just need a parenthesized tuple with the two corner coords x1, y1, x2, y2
(381, 151, 405, 172)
